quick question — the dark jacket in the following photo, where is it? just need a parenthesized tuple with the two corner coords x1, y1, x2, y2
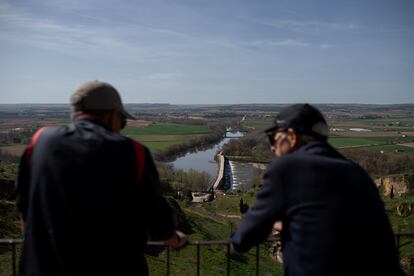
(231, 141, 403, 276)
(16, 118, 175, 276)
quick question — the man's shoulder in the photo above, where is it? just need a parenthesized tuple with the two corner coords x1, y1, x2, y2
(267, 147, 355, 172)
(266, 156, 298, 176)
(34, 125, 67, 141)
(268, 152, 311, 168)
(123, 137, 149, 151)
(122, 137, 154, 164)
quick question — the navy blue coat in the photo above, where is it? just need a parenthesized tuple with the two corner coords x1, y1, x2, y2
(16, 118, 175, 276)
(231, 141, 403, 276)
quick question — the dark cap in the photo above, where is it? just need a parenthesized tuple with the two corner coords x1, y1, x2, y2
(70, 80, 136, 120)
(265, 104, 329, 137)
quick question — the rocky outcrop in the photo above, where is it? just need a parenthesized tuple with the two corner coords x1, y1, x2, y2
(375, 174, 414, 198)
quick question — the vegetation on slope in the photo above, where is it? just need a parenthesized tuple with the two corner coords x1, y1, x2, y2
(146, 193, 284, 276)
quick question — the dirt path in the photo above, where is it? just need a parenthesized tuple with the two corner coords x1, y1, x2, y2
(217, 213, 242, 219)
(398, 142, 414, 148)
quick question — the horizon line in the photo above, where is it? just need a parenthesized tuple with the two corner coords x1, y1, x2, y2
(0, 102, 414, 106)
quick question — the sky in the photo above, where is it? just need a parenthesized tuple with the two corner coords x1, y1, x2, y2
(0, 0, 413, 104)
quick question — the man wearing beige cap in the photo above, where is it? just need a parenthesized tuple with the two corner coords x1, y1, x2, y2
(16, 81, 187, 275)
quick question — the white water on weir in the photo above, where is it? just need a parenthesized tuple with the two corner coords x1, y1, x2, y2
(229, 160, 257, 191)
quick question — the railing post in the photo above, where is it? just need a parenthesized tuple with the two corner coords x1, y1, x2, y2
(196, 241, 200, 276)
(226, 243, 231, 276)
(166, 246, 170, 276)
(395, 233, 401, 262)
(3, 235, 413, 275)
(255, 245, 259, 276)
(11, 241, 16, 276)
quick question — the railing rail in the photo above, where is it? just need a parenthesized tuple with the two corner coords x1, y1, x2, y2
(146, 240, 232, 276)
(1, 232, 413, 276)
(394, 231, 414, 261)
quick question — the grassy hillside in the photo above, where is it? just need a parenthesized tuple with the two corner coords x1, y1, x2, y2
(146, 193, 284, 275)
(146, 191, 414, 275)
(0, 193, 283, 276)
(382, 191, 414, 273)
(0, 191, 413, 275)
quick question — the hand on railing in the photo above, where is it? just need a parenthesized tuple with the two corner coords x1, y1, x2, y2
(228, 243, 249, 262)
(164, 230, 188, 251)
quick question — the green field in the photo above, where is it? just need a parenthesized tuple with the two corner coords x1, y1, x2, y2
(332, 117, 414, 125)
(367, 144, 414, 154)
(330, 117, 414, 132)
(244, 117, 414, 132)
(140, 140, 186, 150)
(122, 123, 211, 150)
(330, 136, 414, 154)
(327, 117, 414, 155)
(329, 136, 414, 149)
(241, 118, 273, 130)
(122, 123, 210, 136)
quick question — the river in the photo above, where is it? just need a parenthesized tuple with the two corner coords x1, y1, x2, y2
(171, 131, 259, 190)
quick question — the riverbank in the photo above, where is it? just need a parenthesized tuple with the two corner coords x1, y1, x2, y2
(153, 131, 224, 162)
(171, 130, 243, 179)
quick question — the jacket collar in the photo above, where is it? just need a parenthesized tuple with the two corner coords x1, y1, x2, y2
(74, 116, 113, 132)
(297, 141, 345, 159)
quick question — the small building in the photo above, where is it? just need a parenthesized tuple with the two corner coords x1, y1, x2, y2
(192, 192, 211, 203)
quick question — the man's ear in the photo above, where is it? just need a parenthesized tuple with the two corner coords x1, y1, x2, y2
(108, 111, 119, 132)
(286, 128, 298, 148)
(98, 111, 117, 132)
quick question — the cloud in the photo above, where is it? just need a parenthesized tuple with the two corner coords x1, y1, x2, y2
(0, 9, 193, 61)
(320, 44, 334, 49)
(254, 19, 357, 32)
(244, 39, 334, 49)
(248, 77, 311, 81)
(246, 39, 310, 47)
(148, 73, 183, 80)
(0, 1, 11, 11)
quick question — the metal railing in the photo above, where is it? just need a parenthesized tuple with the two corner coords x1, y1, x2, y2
(394, 231, 414, 262)
(148, 240, 235, 276)
(0, 238, 21, 276)
(1, 232, 413, 276)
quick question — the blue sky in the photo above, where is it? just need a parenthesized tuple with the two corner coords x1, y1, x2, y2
(0, 0, 413, 104)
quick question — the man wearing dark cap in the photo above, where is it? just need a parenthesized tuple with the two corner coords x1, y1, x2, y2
(230, 104, 403, 276)
(16, 81, 187, 275)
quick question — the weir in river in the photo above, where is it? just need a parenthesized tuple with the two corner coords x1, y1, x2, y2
(172, 130, 260, 192)
(214, 156, 260, 191)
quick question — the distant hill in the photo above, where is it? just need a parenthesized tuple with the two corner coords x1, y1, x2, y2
(1, 103, 413, 118)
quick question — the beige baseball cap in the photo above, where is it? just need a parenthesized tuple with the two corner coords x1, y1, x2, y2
(70, 80, 136, 120)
